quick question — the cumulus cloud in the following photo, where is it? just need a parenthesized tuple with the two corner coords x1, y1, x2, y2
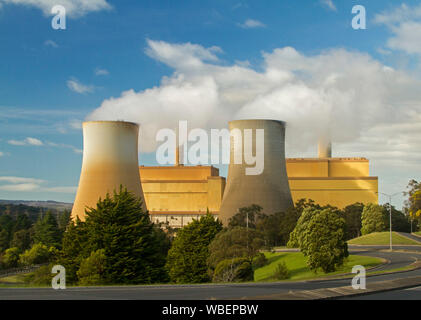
(375, 3, 421, 55)
(0, 0, 111, 18)
(67, 78, 94, 94)
(238, 19, 266, 29)
(88, 39, 421, 164)
(8, 137, 43, 146)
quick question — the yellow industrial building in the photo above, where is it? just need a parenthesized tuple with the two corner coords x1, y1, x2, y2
(139, 156, 378, 228)
(139, 165, 225, 228)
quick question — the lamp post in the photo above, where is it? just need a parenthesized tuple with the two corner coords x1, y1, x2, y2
(377, 192, 402, 251)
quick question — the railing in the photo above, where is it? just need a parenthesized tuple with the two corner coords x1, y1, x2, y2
(0, 264, 47, 278)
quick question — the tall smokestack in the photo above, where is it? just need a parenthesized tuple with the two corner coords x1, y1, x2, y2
(71, 121, 146, 221)
(218, 119, 293, 226)
(318, 138, 332, 158)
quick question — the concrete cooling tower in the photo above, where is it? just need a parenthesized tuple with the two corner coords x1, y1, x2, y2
(218, 119, 293, 226)
(71, 121, 145, 221)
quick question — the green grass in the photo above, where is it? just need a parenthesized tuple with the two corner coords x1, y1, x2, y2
(414, 232, 421, 237)
(348, 232, 421, 245)
(254, 252, 383, 282)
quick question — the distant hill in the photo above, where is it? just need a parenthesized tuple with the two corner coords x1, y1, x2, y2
(0, 200, 72, 211)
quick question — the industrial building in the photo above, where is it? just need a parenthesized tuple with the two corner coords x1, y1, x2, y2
(140, 139, 378, 227)
(71, 120, 378, 227)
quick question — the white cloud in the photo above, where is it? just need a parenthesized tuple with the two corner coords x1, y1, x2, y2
(238, 19, 266, 29)
(0, 176, 45, 184)
(88, 39, 421, 158)
(47, 142, 82, 154)
(8, 137, 43, 146)
(69, 119, 83, 129)
(374, 3, 421, 55)
(0, 152, 3, 157)
(320, 0, 336, 12)
(0, 176, 76, 193)
(88, 39, 421, 208)
(44, 39, 58, 48)
(0, 0, 112, 18)
(95, 68, 109, 76)
(67, 78, 94, 94)
(7, 137, 81, 154)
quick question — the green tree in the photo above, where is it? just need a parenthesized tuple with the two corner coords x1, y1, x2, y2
(19, 243, 52, 266)
(0, 228, 9, 253)
(208, 226, 265, 271)
(77, 249, 107, 286)
(84, 187, 169, 284)
(228, 205, 265, 229)
(11, 229, 31, 252)
(381, 204, 411, 233)
(212, 257, 253, 282)
(2, 247, 20, 268)
(361, 203, 386, 235)
(33, 211, 61, 248)
(342, 203, 364, 240)
(291, 207, 348, 273)
(57, 218, 89, 284)
(166, 213, 222, 283)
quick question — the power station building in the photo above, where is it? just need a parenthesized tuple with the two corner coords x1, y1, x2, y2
(140, 142, 378, 228)
(71, 121, 378, 226)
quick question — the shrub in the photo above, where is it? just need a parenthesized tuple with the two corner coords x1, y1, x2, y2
(77, 249, 106, 286)
(19, 243, 51, 266)
(213, 257, 253, 282)
(253, 252, 268, 268)
(273, 261, 290, 280)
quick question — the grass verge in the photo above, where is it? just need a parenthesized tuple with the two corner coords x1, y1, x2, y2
(254, 252, 383, 282)
(348, 232, 421, 245)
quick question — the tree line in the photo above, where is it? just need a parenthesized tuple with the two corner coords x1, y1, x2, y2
(0, 179, 419, 286)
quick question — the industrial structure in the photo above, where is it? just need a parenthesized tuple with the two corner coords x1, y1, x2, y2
(218, 119, 293, 226)
(139, 165, 225, 227)
(71, 121, 145, 221)
(286, 141, 378, 208)
(71, 120, 378, 227)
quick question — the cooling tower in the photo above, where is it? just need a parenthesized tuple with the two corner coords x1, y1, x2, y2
(218, 119, 293, 226)
(318, 138, 332, 158)
(71, 121, 145, 221)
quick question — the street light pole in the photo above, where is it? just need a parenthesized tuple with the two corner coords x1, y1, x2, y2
(377, 192, 402, 252)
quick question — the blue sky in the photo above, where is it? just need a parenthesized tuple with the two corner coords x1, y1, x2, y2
(1, 0, 421, 208)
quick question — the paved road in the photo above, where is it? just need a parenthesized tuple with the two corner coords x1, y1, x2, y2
(343, 286, 421, 300)
(0, 248, 420, 300)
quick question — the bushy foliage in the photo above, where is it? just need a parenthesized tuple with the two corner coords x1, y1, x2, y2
(253, 252, 268, 269)
(361, 203, 386, 235)
(19, 243, 52, 266)
(58, 187, 170, 285)
(2, 247, 20, 268)
(208, 226, 265, 271)
(342, 203, 364, 240)
(273, 261, 290, 280)
(212, 257, 253, 283)
(33, 211, 61, 249)
(289, 207, 348, 273)
(77, 249, 107, 286)
(166, 213, 222, 283)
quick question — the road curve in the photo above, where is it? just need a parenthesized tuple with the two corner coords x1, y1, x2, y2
(0, 247, 420, 300)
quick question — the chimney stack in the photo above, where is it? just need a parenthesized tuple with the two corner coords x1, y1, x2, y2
(318, 138, 332, 158)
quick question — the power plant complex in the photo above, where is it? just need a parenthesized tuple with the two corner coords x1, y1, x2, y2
(72, 120, 378, 226)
